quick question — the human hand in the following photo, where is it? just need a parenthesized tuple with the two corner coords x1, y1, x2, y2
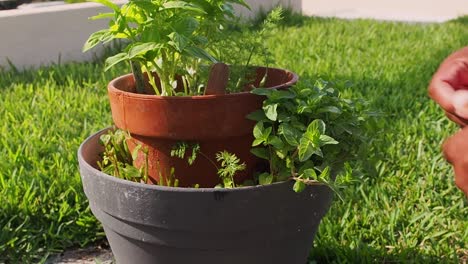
(428, 47, 468, 126)
(443, 127, 468, 196)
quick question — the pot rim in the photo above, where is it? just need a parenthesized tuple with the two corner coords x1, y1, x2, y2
(107, 66, 299, 100)
(78, 127, 298, 193)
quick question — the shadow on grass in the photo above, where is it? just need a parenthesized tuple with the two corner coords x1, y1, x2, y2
(309, 241, 460, 264)
(448, 15, 468, 25)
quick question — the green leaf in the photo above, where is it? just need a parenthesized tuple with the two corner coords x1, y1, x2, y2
(104, 52, 128, 71)
(253, 122, 272, 140)
(308, 119, 326, 135)
(184, 46, 217, 62)
(246, 110, 267, 122)
(131, 0, 156, 11)
(302, 169, 317, 180)
(90, 12, 114, 20)
(131, 145, 142, 161)
(263, 103, 278, 121)
(162, 1, 206, 13)
(298, 136, 320, 162)
(270, 90, 295, 100)
(258, 173, 273, 185)
(278, 123, 300, 146)
(253, 122, 265, 139)
(293, 180, 306, 193)
(168, 32, 189, 52)
(128, 42, 163, 59)
(315, 148, 323, 158)
(250, 148, 269, 159)
(83, 29, 109, 52)
(89, 0, 120, 12)
(268, 135, 284, 149)
(318, 106, 342, 114)
(99, 134, 111, 146)
(251, 88, 273, 96)
(122, 165, 142, 179)
(252, 138, 264, 147)
(174, 17, 199, 36)
(298, 160, 315, 174)
(319, 135, 339, 146)
(319, 166, 331, 181)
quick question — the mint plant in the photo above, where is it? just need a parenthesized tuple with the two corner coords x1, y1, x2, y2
(83, 0, 249, 96)
(248, 80, 372, 192)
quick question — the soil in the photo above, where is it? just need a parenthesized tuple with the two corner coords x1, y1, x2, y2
(45, 241, 114, 264)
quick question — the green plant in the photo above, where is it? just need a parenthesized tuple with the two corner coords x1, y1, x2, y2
(214, 6, 284, 92)
(98, 133, 248, 188)
(83, 0, 250, 95)
(98, 79, 371, 193)
(97, 129, 186, 187)
(170, 142, 201, 166)
(97, 129, 148, 182)
(248, 80, 373, 193)
(215, 151, 246, 188)
(170, 142, 246, 188)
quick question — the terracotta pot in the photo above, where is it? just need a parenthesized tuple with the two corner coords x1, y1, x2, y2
(107, 67, 298, 187)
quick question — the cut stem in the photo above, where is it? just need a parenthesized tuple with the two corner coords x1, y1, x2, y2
(130, 61, 146, 94)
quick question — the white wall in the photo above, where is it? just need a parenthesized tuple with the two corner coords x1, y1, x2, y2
(237, 0, 302, 18)
(0, 2, 123, 69)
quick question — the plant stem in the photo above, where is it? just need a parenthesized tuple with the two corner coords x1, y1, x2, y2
(130, 61, 146, 94)
(290, 177, 321, 185)
(143, 64, 160, 95)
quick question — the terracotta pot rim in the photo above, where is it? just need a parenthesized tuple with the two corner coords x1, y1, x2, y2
(108, 66, 299, 100)
(79, 127, 295, 193)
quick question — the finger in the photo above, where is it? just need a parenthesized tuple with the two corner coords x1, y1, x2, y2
(453, 162, 468, 197)
(442, 127, 468, 164)
(442, 138, 455, 164)
(445, 111, 468, 127)
(428, 47, 468, 112)
(429, 79, 456, 113)
(443, 59, 468, 91)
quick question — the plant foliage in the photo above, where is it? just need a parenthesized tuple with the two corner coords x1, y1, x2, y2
(83, 0, 251, 95)
(97, 129, 148, 182)
(215, 150, 246, 188)
(248, 80, 373, 192)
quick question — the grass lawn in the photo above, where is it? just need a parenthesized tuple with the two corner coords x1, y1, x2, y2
(1, 15, 467, 263)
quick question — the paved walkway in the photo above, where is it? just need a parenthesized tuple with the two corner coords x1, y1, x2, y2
(45, 244, 113, 264)
(303, 0, 468, 23)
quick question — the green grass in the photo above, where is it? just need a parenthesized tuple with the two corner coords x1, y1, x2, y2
(1, 16, 467, 263)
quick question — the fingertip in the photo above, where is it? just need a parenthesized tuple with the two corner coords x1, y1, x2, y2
(429, 79, 456, 113)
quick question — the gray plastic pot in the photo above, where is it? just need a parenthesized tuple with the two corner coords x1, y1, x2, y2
(78, 128, 334, 264)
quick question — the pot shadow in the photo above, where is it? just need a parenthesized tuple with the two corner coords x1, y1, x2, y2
(308, 242, 459, 263)
(448, 15, 468, 26)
